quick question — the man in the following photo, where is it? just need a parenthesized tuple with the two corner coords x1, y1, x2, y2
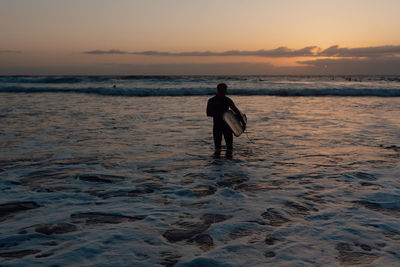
(206, 83, 245, 154)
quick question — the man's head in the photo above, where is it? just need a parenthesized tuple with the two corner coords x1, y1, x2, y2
(217, 83, 227, 97)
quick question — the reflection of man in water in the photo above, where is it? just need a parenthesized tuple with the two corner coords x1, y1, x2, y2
(207, 83, 245, 154)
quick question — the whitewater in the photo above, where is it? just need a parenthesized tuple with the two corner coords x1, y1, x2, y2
(1, 76, 400, 266)
(1, 75, 400, 96)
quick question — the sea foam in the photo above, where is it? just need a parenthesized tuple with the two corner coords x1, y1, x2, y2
(1, 75, 400, 97)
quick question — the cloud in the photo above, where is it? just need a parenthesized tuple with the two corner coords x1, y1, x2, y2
(83, 49, 129, 55)
(2, 60, 399, 75)
(100, 62, 319, 75)
(0, 62, 305, 75)
(298, 57, 400, 75)
(0, 50, 21, 54)
(83, 46, 319, 57)
(83, 45, 400, 59)
(319, 45, 400, 58)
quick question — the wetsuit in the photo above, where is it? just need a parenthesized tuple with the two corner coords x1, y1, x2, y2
(206, 95, 242, 151)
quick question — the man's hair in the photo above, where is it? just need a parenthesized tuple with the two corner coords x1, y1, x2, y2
(217, 83, 227, 91)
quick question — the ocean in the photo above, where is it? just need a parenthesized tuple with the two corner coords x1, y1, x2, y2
(1, 75, 400, 97)
(1, 75, 399, 266)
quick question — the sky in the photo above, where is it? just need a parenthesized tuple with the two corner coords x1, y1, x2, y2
(1, 0, 400, 75)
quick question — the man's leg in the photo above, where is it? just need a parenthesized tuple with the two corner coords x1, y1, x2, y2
(213, 124, 223, 151)
(223, 124, 233, 151)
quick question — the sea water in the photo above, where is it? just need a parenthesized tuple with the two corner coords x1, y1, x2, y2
(0, 76, 399, 266)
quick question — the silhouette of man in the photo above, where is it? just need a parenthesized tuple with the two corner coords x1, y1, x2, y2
(207, 83, 245, 154)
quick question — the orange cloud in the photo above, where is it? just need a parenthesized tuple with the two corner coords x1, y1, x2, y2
(83, 45, 400, 59)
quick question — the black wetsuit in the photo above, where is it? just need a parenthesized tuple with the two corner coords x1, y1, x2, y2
(206, 95, 241, 151)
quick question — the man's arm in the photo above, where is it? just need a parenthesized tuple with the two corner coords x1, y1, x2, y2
(206, 98, 214, 117)
(228, 98, 246, 129)
(228, 99, 240, 115)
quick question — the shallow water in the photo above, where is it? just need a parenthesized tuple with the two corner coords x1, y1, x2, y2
(1, 93, 400, 266)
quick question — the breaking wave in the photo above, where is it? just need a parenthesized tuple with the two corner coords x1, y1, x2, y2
(1, 75, 400, 97)
(1, 86, 400, 97)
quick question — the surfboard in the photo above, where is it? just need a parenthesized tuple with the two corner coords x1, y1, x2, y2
(223, 109, 247, 137)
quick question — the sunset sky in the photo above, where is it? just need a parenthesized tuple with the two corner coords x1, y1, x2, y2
(1, 0, 400, 75)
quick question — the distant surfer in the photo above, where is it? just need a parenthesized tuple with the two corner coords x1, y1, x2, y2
(207, 83, 245, 155)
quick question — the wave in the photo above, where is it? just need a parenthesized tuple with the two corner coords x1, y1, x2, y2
(2, 75, 400, 84)
(1, 86, 400, 97)
(0, 75, 250, 84)
(0, 76, 88, 84)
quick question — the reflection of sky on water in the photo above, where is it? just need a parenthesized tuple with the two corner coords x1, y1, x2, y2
(0, 93, 399, 266)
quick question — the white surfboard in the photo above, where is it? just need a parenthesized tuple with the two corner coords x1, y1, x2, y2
(223, 109, 247, 137)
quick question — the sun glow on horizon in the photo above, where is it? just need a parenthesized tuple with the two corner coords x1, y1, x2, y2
(1, 0, 400, 74)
